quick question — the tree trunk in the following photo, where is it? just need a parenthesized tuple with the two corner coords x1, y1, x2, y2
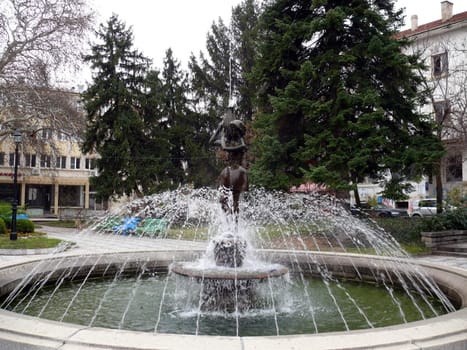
(435, 162, 443, 214)
(353, 187, 361, 207)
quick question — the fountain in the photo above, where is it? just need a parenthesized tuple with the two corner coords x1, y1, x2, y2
(170, 106, 289, 313)
(0, 107, 466, 347)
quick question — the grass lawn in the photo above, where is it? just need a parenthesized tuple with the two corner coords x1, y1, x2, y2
(0, 233, 64, 249)
(34, 220, 77, 228)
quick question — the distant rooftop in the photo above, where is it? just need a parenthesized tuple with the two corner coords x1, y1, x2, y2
(396, 1, 467, 38)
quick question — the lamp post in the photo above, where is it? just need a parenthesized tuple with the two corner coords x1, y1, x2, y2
(10, 130, 22, 241)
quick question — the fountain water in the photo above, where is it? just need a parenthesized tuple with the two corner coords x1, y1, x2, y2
(0, 185, 462, 339)
(0, 107, 462, 343)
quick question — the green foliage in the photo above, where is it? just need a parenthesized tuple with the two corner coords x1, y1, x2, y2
(377, 208, 467, 247)
(82, 15, 153, 200)
(83, 16, 220, 199)
(379, 177, 414, 200)
(419, 207, 467, 232)
(374, 217, 426, 243)
(2, 216, 10, 228)
(189, 0, 259, 122)
(250, 0, 444, 191)
(0, 218, 6, 235)
(446, 187, 465, 208)
(0, 202, 11, 217)
(16, 219, 34, 233)
(0, 217, 34, 233)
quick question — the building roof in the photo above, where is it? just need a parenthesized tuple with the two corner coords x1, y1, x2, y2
(395, 10, 467, 39)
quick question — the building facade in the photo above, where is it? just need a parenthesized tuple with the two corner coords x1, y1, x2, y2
(0, 130, 101, 217)
(0, 86, 103, 218)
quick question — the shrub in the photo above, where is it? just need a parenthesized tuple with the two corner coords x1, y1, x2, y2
(2, 216, 11, 229)
(17, 219, 35, 233)
(420, 207, 467, 232)
(375, 217, 427, 243)
(0, 202, 11, 217)
(0, 218, 6, 235)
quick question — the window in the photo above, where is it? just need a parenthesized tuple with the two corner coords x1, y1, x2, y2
(56, 156, 67, 169)
(85, 158, 96, 170)
(41, 128, 52, 140)
(70, 157, 81, 169)
(419, 199, 436, 208)
(9, 153, 15, 166)
(431, 52, 448, 77)
(434, 100, 451, 124)
(57, 131, 68, 141)
(40, 155, 51, 168)
(446, 154, 463, 182)
(28, 187, 38, 201)
(25, 154, 36, 167)
(0, 152, 4, 166)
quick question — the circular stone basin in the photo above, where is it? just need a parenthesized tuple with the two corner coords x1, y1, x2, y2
(170, 261, 289, 280)
(0, 250, 466, 349)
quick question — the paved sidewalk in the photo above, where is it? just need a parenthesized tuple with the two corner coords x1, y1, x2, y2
(0, 225, 207, 268)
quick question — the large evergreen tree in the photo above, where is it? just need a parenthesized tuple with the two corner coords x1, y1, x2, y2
(160, 49, 218, 188)
(138, 68, 174, 192)
(81, 15, 152, 200)
(251, 0, 444, 202)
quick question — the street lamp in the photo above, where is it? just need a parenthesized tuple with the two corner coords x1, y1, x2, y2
(10, 130, 22, 241)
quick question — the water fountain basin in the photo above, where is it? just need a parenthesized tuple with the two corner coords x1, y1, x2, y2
(170, 261, 289, 280)
(0, 249, 466, 349)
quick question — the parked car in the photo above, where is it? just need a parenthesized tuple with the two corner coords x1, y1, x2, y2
(366, 205, 408, 218)
(409, 198, 440, 217)
(350, 203, 407, 218)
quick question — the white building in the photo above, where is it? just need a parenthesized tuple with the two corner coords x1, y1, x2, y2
(356, 1, 467, 206)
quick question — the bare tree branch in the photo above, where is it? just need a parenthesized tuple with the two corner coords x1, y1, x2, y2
(0, 0, 94, 143)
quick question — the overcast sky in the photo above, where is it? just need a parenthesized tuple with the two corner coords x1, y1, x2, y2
(86, 0, 467, 73)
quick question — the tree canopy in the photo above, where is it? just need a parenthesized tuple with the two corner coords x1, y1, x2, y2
(81, 15, 154, 199)
(82, 0, 446, 203)
(82, 16, 220, 200)
(250, 0, 444, 202)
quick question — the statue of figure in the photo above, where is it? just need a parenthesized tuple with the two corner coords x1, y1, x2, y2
(211, 107, 248, 216)
(209, 107, 247, 152)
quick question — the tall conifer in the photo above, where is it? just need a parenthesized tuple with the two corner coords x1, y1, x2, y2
(251, 0, 443, 202)
(81, 15, 152, 199)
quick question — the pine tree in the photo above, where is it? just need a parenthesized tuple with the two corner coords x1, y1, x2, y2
(81, 15, 152, 200)
(138, 69, 173, 192)
(159, 49, 216, 187)
(232, 0, 260, 121)
(189, 18, 231, 118)
(251, 0, 444, 201)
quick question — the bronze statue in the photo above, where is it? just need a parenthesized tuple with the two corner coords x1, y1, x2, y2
(210, 107, 248, 216)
